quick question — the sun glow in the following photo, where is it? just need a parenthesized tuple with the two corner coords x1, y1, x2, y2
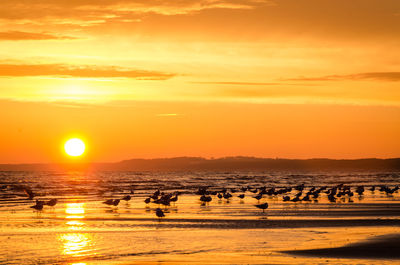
(64, 138, 85, 157)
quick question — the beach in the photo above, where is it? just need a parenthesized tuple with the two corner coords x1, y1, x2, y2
(0, 171, 399, 264)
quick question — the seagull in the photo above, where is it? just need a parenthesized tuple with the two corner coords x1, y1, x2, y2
(35, 199, 45, 206)
(254, 202, 269, 213)
(155, 208, 165, 218)
(144, 197, 151, 204)
(45, 198, 57, 206)
(238, 194, 245, 199)
(254, 193, 263, 201)
(291, 196, 300, 202)
(122, 195, 131, 201)
(223, 192, 232, 199)
(170, 194, 178, 203)
(23, 186, 35, 200)
(103, 199, 114, 205)
(150, 189, 160, 200)
(30, 204, 43, 211)
(356, 186, 365, 196)
(200, 195, 212, 202)
(103, 199, 120, 206)
(30, 200, 45, 210)
(328, 193, 336, 203)
(302, 195, 311, 202)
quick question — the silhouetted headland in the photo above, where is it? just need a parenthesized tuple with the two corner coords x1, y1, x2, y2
(1, 157, 400, 171)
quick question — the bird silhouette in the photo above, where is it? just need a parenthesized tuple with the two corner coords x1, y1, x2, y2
(200, 195, 212, 202)
(254, 202, 269, 213)
(23, 186, 35, 200)
(170, 194, 178, 203)
(223, 192, 232, 199)
(155, 208, 165, 218)
(103, 199, 114, 205)
(122, 195, 131, 201)
(30, 204, 43, 211)
(30, 200, 45, 210)
(254, 193, 262, 201)
(45, 198, 57, 206)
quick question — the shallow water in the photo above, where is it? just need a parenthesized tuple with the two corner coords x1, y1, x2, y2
(0, 171, 399, 264)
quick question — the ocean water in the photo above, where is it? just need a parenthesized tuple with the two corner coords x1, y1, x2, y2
(0, 171, 399, 264)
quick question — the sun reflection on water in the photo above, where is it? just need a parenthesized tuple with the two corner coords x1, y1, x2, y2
(58, 233, 92, 256)
(59, 203, 95, 261)
(65, 203, 85, 219)
(66, 220, 86, 231)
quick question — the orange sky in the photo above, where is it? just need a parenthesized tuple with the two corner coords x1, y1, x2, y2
(0, 0, 399, 163)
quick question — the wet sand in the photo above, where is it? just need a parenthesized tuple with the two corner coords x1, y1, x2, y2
(283, 233, 400, 259)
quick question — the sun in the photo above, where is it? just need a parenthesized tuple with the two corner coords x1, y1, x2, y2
(64, 138, 85, 157)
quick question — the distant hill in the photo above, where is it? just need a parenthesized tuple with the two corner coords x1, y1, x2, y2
(0, 157, 400, 171)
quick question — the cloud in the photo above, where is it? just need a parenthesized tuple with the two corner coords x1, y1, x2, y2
(0, 0, 398, 42)
(0, 0, 270, 26)
(191, 81, 280, 85)
(0, 63, 174, 79)
(0, 31, 75, 40)
(286, 72, 400, 82)
(156, 113, 180, 117)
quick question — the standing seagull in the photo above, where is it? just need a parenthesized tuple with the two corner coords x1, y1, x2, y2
(254, 202, 269, 213)
(103, 199, 114, 205)
(155, 208, 165, 218)
(254, 193, 263, 202)
(30, 200, 45, 211)
(170, 194, 178, 203)
(122, 195, 131, 201)
(45, 198, 57, 207)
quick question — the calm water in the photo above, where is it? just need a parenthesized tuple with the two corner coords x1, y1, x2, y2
(0, 171, 399, 264)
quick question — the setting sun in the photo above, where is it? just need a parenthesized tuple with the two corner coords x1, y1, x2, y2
(64, 138, 85, 157)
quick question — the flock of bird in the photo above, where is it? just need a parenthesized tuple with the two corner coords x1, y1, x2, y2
(16, 183, 400, 218)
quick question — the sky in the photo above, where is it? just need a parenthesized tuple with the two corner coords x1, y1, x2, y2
(1, 0, 399, 163)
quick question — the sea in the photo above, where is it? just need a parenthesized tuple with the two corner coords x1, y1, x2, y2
(0, 171, 399, 264)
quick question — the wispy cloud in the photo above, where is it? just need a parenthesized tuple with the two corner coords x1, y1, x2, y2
(286, 72, 400, 82)
(0, 63, 174, 79)
(0, 0, 271, 27)
(156, 113, 180, 117)
(191, 81, 280, 86)
(0, 31, 75, 40)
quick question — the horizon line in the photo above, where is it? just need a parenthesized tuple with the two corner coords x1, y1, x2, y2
(1, 156, 400, 165)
